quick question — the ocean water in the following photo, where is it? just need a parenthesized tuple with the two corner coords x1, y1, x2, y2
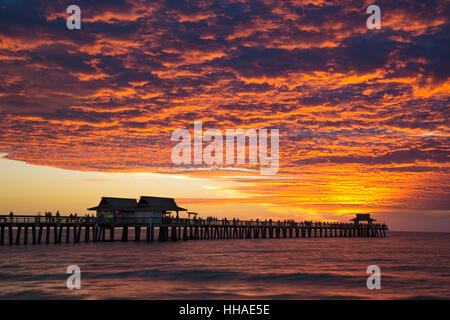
(0, 231, 449, 299)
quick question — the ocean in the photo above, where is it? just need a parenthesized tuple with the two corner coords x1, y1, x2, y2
(0, 231, 449, 299)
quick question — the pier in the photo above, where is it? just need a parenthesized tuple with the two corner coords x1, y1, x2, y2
(0, 214, 388, 246)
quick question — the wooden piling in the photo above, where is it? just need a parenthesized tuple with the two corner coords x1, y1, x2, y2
(24, 225, 28, 244)
(73, 225, 78, 243)
(121, 226, 128, 242)
(170, 227, 176, 241)
(66, 225, 70, 243)
(58, 225, 63, 243)
(45, 225, 50, 244)
(135, 227, 141, 241)
(1, 225, 4, 245)
(32, 225, 36, 244)
(183, 226, 188, 241)
(92, 225, 97, 242)
(96, 226, 101, 241)
(15, 225, 21, 244)
(145, 226, 151, 242)
(38, 225, 43, 244)
(164, 227, 169, 241)
(8, 224, 13, 245)
(110, 227, 115, 242)
(78, 225, 83, 242)
(53, 225, 58, 243)
(194, 227, 199, 240)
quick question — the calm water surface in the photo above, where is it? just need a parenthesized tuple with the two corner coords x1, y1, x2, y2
(1, 232, 449, 299)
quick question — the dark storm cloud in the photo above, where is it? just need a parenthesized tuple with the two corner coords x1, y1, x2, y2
(293, 148, 449, 165)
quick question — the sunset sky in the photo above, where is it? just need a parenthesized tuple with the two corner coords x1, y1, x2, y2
(0, 0, 448, 232)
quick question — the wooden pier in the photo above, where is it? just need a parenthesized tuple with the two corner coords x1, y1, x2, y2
(0, 215, 388, 245)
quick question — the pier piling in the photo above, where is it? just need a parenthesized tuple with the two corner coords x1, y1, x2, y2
(1, 225, 4, 245)
(8, 224, 13, 245)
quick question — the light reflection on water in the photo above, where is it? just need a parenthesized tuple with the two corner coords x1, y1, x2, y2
(0, 232, 449, 299)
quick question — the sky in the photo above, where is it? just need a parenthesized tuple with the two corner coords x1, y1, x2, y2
(0, 0, 449, 232)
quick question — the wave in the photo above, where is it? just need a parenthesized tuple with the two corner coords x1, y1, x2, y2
(81, 268, 362, 286)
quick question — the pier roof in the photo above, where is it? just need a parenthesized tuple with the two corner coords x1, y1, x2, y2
(137, 196, 187, 212)
(351, 214, 376, 222)
(88, 197, 137, 211)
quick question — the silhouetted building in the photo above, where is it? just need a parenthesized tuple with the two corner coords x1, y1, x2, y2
(88, 196, 187, 223)
(351, 214, 376, 225)
(88, 197, 137, 219)
(136, 196, 187, 223)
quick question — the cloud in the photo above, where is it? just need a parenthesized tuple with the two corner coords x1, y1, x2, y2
(292, 148, 449, 165)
